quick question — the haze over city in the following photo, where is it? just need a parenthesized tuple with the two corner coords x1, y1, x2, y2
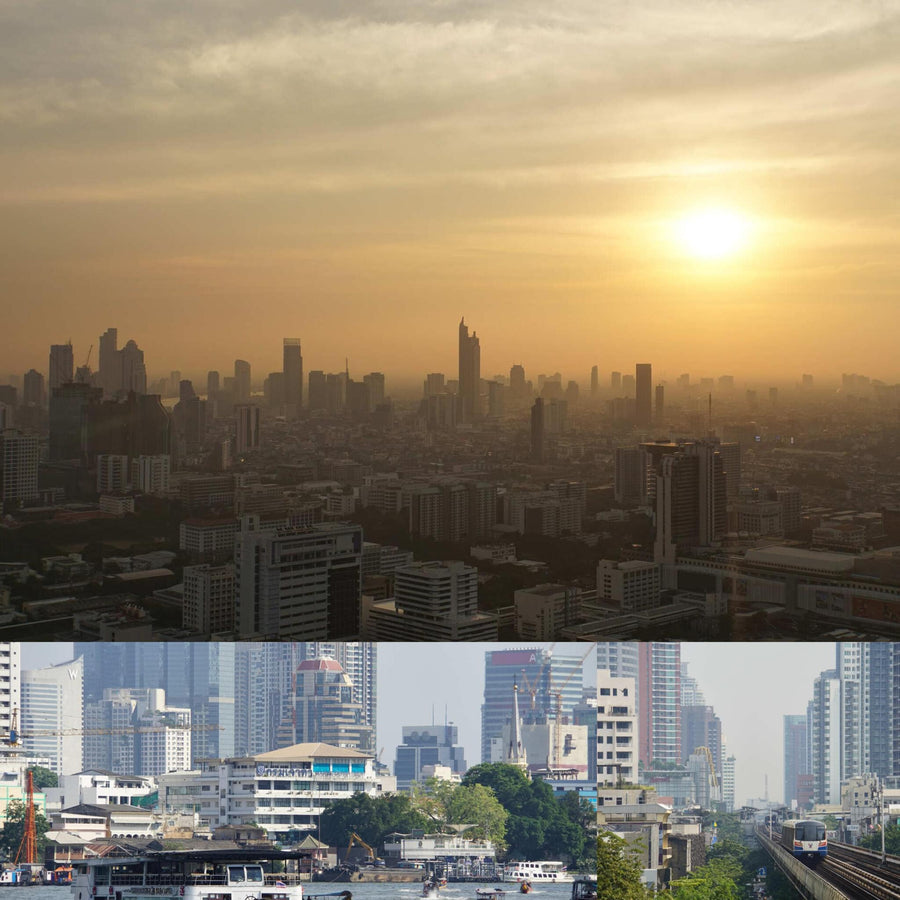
(3, 1, 899, 380)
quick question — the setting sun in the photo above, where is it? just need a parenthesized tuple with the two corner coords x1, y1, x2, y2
(674, 208, 752, 261)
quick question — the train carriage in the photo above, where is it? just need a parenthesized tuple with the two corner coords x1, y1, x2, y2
(780, 819, 827, 861)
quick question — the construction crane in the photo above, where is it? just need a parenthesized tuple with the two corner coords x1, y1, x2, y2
(517, 643, 555, 714)
(14, 769, 36, 866)
(550, 646, 594, 769)
(694, 746, 720, 802)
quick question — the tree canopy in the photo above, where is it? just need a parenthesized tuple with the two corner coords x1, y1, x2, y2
(27, 766, 58, 790)
(595, 830, 649, 900)
(0, 799, 51, 862)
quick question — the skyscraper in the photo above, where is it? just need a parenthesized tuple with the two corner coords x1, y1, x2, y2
(0, 643, 20, 743)
(638, 642, 681, 767)
(48, 342, 74, 392)
(99, 327, 120, 397)
(119, 339, 147, 394)
(809, 668, 841, 805)
(635, 363, 652, 426)
(783, 714, 808, 808)
(234, 359, 251, 403)
(530, 398, 544, 463)
(234, 404, 260, 454)
(283, 338, 303, 418)
(0, 430, 39, 509)
(458, 317, 481, 424)
(22, 369, 44, 407)
(393, 723, 467, 790)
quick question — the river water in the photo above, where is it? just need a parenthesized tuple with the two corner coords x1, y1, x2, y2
(1, 885, 575, 900)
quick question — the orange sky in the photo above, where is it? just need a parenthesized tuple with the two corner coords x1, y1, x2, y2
(2, 1, 899, 385)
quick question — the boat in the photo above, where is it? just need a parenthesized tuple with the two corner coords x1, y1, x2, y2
(502, 862, 572, 884)
(0, 865, 42, 885)
(45, 866, 74, 885)
(422, 878, 447, 898)
(570, 876, 597, 900)
(519, 883, 531, 894)
(70, 847, 307, 900)
(475, 890, 507, 900)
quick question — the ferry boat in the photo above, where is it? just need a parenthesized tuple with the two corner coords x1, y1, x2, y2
(570, 876, 597, 900)
(502, 862, 572, 884)
(71, 848, 307, 900)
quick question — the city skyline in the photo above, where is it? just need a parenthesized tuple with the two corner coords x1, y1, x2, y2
(2, 3, 899, 379)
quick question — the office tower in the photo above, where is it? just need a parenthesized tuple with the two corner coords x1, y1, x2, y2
(394, 723, 467, 791)
(21, 657, 84, 776)
(283, 338, 303, 418)
(96, 453, 130, 493)
(0, 430, 39, 508)
(809, 668, 841, 805)
(346, 380, 370, 418)
(183, 564, 235, 634)
(458, 317, 481, 423)
(364, 373, 385, 410)
(424, 373, 445, 397)
(234, 359, 251, 402)
(325, 372, 347, 413)
(366, 561, 498, 641)
(530, 398, 545, 462)
(614, 447, 647, 506)
(236, 522, 363, 639)
(48, 342, 74, 392)
(487, 380, 504, 417)
(282, 658, 374, 752)
(545, 398, 567, 434)
(648, 441, 727, 563)
(425, 392, 456, 430)
(596, 642, 640, 682)
(638, 642, 681, 767)
(681, 705, 722, 778)
(207, 371, 220, 397)
(264, 372, 285, 411)
(635, 363, 652, 426)
(234, 404, 260, 454)
(596, 669, 637, 786)
(119, 339, 147, 394)
(98, 327, 119, 396)
(298, 642, 377, 734)
(722, 754, 736, 812)
(49, 382, 103, 460)
(480, 648, 584, 764)
(509, 364, 526, 399)
(680, 663, 705, 706)
(622, 373, 635, 395)
(784, 714, 808, 807)
(655, 384, 664, 424)
(610, 371, 622, 391)
(173, 394, 207, 452)
(83, 689, 141, 773)
(0, 644, 20, 742)
(22, 369, 44, 407)
(590, 365, 599, 397)
(87, 393, 171, 459)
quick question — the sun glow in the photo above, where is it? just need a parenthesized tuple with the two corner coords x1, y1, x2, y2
(674, 207, 752, 261)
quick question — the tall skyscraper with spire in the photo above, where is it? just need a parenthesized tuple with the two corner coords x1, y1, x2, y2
(458, 317, 481, 424)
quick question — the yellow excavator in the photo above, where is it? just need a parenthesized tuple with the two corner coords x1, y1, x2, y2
(345, 832, 383, 866)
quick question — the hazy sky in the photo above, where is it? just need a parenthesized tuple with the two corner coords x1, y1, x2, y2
(22, 640, 843, 807)
(3, 2, 899, 383)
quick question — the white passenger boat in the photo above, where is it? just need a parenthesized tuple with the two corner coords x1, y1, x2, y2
(71, 848, 309, 900)
(502, 862, 572, 884)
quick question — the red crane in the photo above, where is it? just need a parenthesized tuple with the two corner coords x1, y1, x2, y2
(14, 769, 36, 865)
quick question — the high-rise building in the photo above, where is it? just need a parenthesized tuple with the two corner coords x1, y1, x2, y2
(722, 754, 736, 812)
(119, 339, 147, 394)
(98, 328, 120, 397)
(0, 644, 20, 743)
(236, 522, 363, 639)
(590, 366, 599, 397)
(393, 723, 467, 791)
(49, 342, 74, 393)
(183, 564, 235, 635)
(132, 454, 170, 495)
(837, 642, 870, 784)
(681, 705, 722, 778)
(869, 643, 898, 778)
(308, 370, 327, 410)
(21, 657, 84, 776)
(530, 398, 545, 463)
(680, 663, 706, 706)
(458, 318, 481, 424)
(809, 668, 841, 805)
(783, 714, 808, 808)
(0, 430, 39, 509)
(480, 648, 584, 764)
(638, 642, 681, 767)
(234, 404, 261, 454)
(596, 669, 637, 786)
(655, 384, 665, 424)
(207, 371, 220, 397)
(283, 339, 303, 418)
(509, 364, 526, 399)
(364, 373, 385, 410)
(96, 453, 130, 494)
(22, 369, 44, 407)
(281, 658, 374, 753)
(234, 359, 251, 403)
(635, 363, 652, 426)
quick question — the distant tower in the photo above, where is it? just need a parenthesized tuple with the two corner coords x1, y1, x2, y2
(99, 327, 120, 397)
(590, 365, 599, 397)
(655, 384, 665, 425)
(234, 360, 251, 403)
(458, 318, 481, 424)
(48, 343, 74, 393)
(207, 371, 220, 397)
(509, 364, 526, 399)
(283, 339, 303, 418)
(120, 340, 147, 394)
(530, 398, 545, 463)
(635, 363, 652, 426)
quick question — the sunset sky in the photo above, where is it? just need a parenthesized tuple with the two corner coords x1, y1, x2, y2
(3, 1, 899, 384)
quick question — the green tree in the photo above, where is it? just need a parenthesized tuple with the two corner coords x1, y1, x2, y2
(319, 792, 431, 851)
(445, 783, 508, 848)
(27, 766, 58, 790)
(859, 823, 900, 855)
(0, 799, 51, 861)
(595, 830, 648, 900)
